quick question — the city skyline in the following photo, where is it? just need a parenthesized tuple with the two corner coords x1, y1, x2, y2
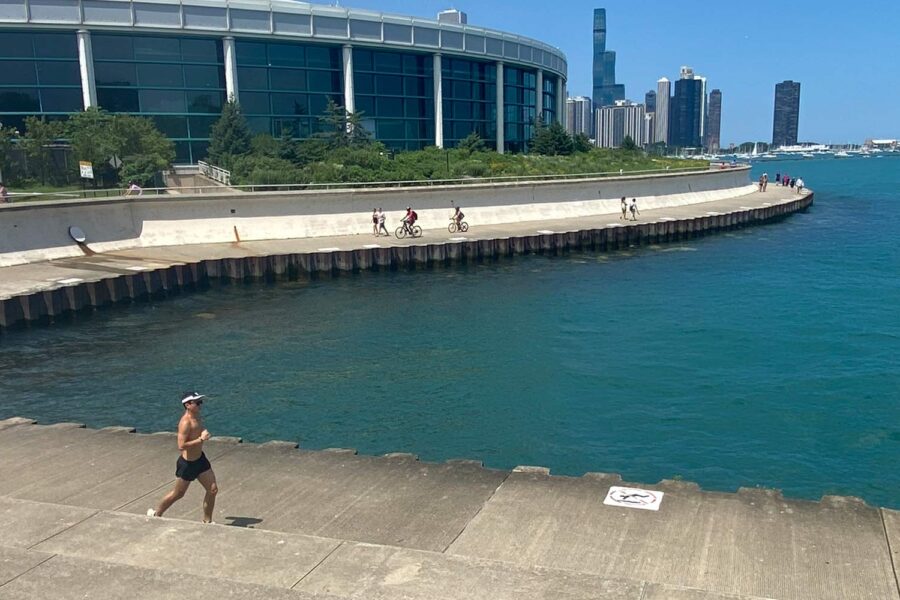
(338, 0, 900, 144)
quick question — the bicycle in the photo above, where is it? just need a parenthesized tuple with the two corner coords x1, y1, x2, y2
(448, 218, 469, 233)
(395, 221, 423, 239)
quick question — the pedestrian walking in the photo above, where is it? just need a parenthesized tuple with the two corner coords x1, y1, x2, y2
(775, 172, 781, 186)
(372, 208, 379, 236)
(796, 177, 805, 194)
(0, 181, 8, 203)
(147, 392, 218, 523)
(758, 175, 765, 192)
(620, 196, 627, 220)
(377, 208, 388, 236)
(762, 173, 768, 192)
(630, 198, 640, 221)
(789, 177, 796, 189)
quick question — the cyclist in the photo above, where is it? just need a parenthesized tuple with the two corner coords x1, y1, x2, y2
(452, 206, 464, 229)
(403, 206, 418, 235)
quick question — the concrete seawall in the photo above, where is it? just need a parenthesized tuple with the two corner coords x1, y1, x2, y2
(0, 190, 812, 329)
(0, 167, 752, 267)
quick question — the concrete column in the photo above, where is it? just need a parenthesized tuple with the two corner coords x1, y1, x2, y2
(223, 36, 238, 103)
(535, 69, 543, 124)
(76, 30, 97, 109)
(557, 78, 565, 125)
(433, 53, 443, 148)
(342, 44, 355, 113)
(496, 61, 504, 154)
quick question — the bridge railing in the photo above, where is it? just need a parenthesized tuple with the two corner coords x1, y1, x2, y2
(197, 161, 232, 186)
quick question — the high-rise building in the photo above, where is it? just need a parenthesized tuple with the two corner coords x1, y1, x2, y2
(595, 100, 645, 148)
(707, 89, 722, 152)
(566, 96, 593, 137)
(655, 78, 670, 146)
(669, 66, 704, 148)
(644, 90, 656, 114)
(644, 112, 655, 145)
(437, 9, 467, 25)
(772, 80, 801, 148)
(592, 8, 625, 107)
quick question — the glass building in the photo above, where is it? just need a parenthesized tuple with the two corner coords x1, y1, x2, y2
(772, 80, 800, 148)
(0, 0, 567, 161)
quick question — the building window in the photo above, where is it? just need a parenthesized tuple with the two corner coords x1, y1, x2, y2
(441, 57, 496, 148)
(503, 66, 537, 153)
(235, 40, 342, 140)
(542, 75, 557, 125)
(354, 48, 433, 151)
(0, 30, 82, 134)
(93, 33, 226, 164)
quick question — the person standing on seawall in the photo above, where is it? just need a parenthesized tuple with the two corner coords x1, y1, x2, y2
(796, 177, 805, 194)
(630, 198, 640, 221)
(775, 172, 781, 186)
(0, 181, 9, 203)
(372, 208, 379, 236)
(147, 392, 218, 523)
(620, 196, 628, 220)
(762, 173, 768, 192)
(377, 208, 389, 236)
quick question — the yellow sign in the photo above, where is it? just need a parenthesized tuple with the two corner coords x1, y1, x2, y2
(79, 161, 94, 179)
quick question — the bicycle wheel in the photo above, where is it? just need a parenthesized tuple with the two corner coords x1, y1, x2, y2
(395, 226, 406, 239)
(412, 225, 422, 238)
(448, 222, 458, 233)
(460, 222, 469, 233)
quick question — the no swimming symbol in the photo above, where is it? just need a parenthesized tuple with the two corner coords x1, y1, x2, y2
(603, 486, 664, 511)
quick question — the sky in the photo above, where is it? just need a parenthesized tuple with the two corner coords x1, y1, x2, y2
(332, 0, 900, 145)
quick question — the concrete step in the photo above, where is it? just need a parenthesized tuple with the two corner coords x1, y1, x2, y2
(0, 495, 769, 600)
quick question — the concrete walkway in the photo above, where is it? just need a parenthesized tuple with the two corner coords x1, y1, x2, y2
(0, 418, 896, 600)
(0, 185, 807, 303)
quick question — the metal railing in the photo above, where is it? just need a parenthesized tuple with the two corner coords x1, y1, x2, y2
(197, 161, 232, 186)
(0, 163, 743, 204)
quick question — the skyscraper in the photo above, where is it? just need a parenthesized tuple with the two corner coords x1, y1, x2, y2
(707, 89, 722, 152)
(669, 67, 704, 148)
(772, 80, 801, 148)
(566, 96, 593, 137)
(655, 78, 670, 146)
(595, 100, 645, 148)
(644, 90, 656, 114)
(592, 8, 625, 107)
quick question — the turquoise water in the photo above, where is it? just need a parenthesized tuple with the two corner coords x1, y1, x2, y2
(2, 156, 899, 507)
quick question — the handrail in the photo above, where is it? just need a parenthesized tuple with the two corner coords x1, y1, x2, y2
(1, 163, 745, 204)
(197, 161, 232, 186)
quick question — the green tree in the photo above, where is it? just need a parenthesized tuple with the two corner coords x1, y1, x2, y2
(572, 132, 593, 153)
(531, 120, 573, 156)
(458, 131, 488, 153)
(620, 135, 639, 152)
(317, 98, 372, 149)
(22, 117, 63, 184)
(0, 123, 20, 184)
(294, 137, 329, 166)
(66, 108, 174, 186)
(207, 100, 252, 167)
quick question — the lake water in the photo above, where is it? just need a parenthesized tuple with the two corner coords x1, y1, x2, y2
(1, 156, 898, 507)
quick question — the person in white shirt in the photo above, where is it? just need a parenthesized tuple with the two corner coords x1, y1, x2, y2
(125, 181, 142, 196)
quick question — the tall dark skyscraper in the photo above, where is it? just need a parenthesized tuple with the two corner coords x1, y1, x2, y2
(644, 90, 657, 114)
(772, 80, 801, 147)
(669, 67, 704, 148)
(592, 8, 624, 107)
(707, 89, 722, 152)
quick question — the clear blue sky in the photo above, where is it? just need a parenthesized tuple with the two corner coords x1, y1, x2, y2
(336, 0, 900, 145)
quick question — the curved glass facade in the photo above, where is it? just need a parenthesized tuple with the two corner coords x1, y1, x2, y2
(236, 40, 343, 141)
(92, 33, 225, 163)
(442, 57, 496, 149)
(0, 31, 82, 133)
(0, 4, 566, 160)
(354, 48, 433, 151)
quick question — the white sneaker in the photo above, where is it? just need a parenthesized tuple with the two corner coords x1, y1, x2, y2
(146, 508, 158, 517)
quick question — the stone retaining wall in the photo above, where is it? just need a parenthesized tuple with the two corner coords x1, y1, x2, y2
(0, 193, 813, 329)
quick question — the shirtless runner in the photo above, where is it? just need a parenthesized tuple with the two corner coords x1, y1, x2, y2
(147, 392, 219, 522)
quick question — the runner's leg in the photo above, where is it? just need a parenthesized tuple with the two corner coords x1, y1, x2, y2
(197, 469, 218, 523)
